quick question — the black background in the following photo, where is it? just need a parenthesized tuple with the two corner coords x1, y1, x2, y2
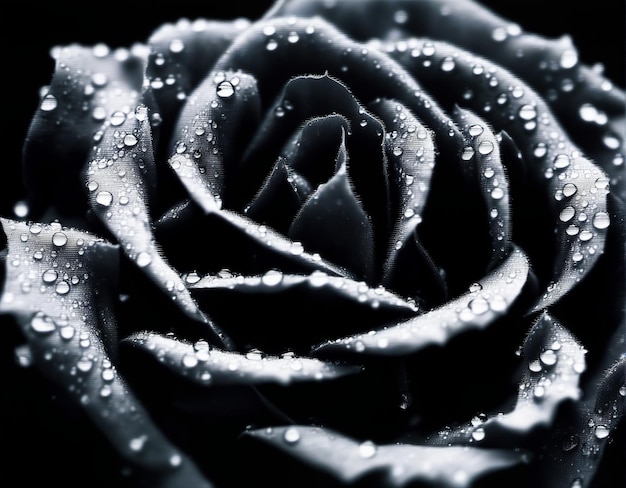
(2, 0, 624, 216)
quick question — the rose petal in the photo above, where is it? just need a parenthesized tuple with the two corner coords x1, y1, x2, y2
(190, 269, 417, 354)
(289, 137, 376, 282)
(0, 218, 212, 487)
(241, 425, 528, 487)
(314, 245, 529, 357)
(453, 106, 512, 271)
(368, 98, 446, 305)
(23, 43, 154, 224)
(381, 37, 611, 311)
(124, 331, 360, 386)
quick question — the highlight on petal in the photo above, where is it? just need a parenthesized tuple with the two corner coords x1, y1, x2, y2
(314, 245, 529, 357)
(124, 331, 360, 386)
(0, 218, 212, 487)
(242, 425, 528, 487)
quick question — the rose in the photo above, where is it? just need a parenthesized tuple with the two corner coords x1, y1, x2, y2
(2, 1, 624, 487)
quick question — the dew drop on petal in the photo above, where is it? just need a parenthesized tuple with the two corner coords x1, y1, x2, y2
(261, 269, 283, 286)
(358, 440, 377, 458)
(40, 94, 58, 111)
(216, 81, 235, 98)
(52, 232, 68, 247)
(592, 211, 610, 230)
(42, 269, 59, 283)
(478, 140, 494, 155)
(55, 280, 71, 295)
(136, 252, 152, 268)
(31, 314, 56, 334)
(540, 349, 558, 366)
(518, 104, 537, 121)
(96, 191, 113, 207)
(594, 425, 610, 439)
(559, 206, 576, 222)
(471, 428, 486, 441)
(283, 427, 300, 444)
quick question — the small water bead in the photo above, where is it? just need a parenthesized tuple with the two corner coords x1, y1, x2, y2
(594, 425, 610, 439)
(358, 440, 377, 458)
(110, 111, 126, 126)
(92, 106, 107, 121)
(130, 435, 148, 452)
(540, 349, 558, 366)
(283, 427, 301, 444)
(518, 104, 537, 121)
(562, 434, 580, 452)
(468, 124, 483, 137)
(287, 31, 299, 43)
(123, 134, 138, 147)
(169, 39, 185, 53)
(40, 94, 58, 112)
(440, 56, 455, 72)
(55, 280, 71, 295)
(533, 384, 546, 399)
(560, 49, 578, 69)
(471, 428, 486, 441)
(266, 39, 278, 51)
(469, 282, 483, 293)
(478, 140, 494, 155)
(592, 212, 610, 230)
(528, 359, 543, 373)
(562, 183, 578, 198)
(461, 147, 475, 161)
(96, 191, 113, 207)
(468, 297, 489, 315)
(42, 269, 59, 283)
(136, 251, 152, 268)
(216, 81, 235, 98)
(490, 187, 504, 200)
(553, 154, 571, 169)
(602, 135, 620, 150)
(181, 353, 199, 369)
(31, 314, 56, 334)
(559, 206, 576, 222)
(579, 230, 594, 242)
(52, 231, 68, 247)
(262, 269, 283, 286)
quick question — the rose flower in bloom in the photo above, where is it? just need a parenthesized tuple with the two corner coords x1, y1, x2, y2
(2, 0, 624, 487)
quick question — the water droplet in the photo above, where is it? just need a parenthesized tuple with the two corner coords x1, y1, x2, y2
(31, 314, 56, 334)
(123, 134, 138, 147)
(478, 140, 494, 155)
(394, 9, 408, 24)
(216, 81, 235, 98)
(266, 39, 278, 51)
(560, 49, 578, 69)
(287, 31, 299, 43)
(469, 282, 482, 293)
(562, 183, 577, 198)
(283, 427, 300, 444)
(110, 111, 126, 126)
(441, 56, 455, 72)
(461, 146, 475, 161)
(136, 252, 152, 268)
(130, 435, 148, 452)
(540, 349, 558, 366)
(96, 191, 113, 206)
(169, 39, 185, 53)
(554, 154, 570, 169)
(55, 280, 71, 295)
(42, 269, 59, 283)
(358, 440, 377, 458)
(592, 212, 610, 230)
(40, 94, 58, 111)
(76, 357, 93, 373)
(594, 425, 610, 439)
(559, 206, 576, 222)
(519, 104, 537, 121)
(471, 428, 486, 441)
(533, 384, 546, 399)
(468, 298, 489, 315)
(261, 269, 283, 286)
(491, 187, 504, 200)
(52, 232, 68, 247)
(468, 124, 483, 136)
